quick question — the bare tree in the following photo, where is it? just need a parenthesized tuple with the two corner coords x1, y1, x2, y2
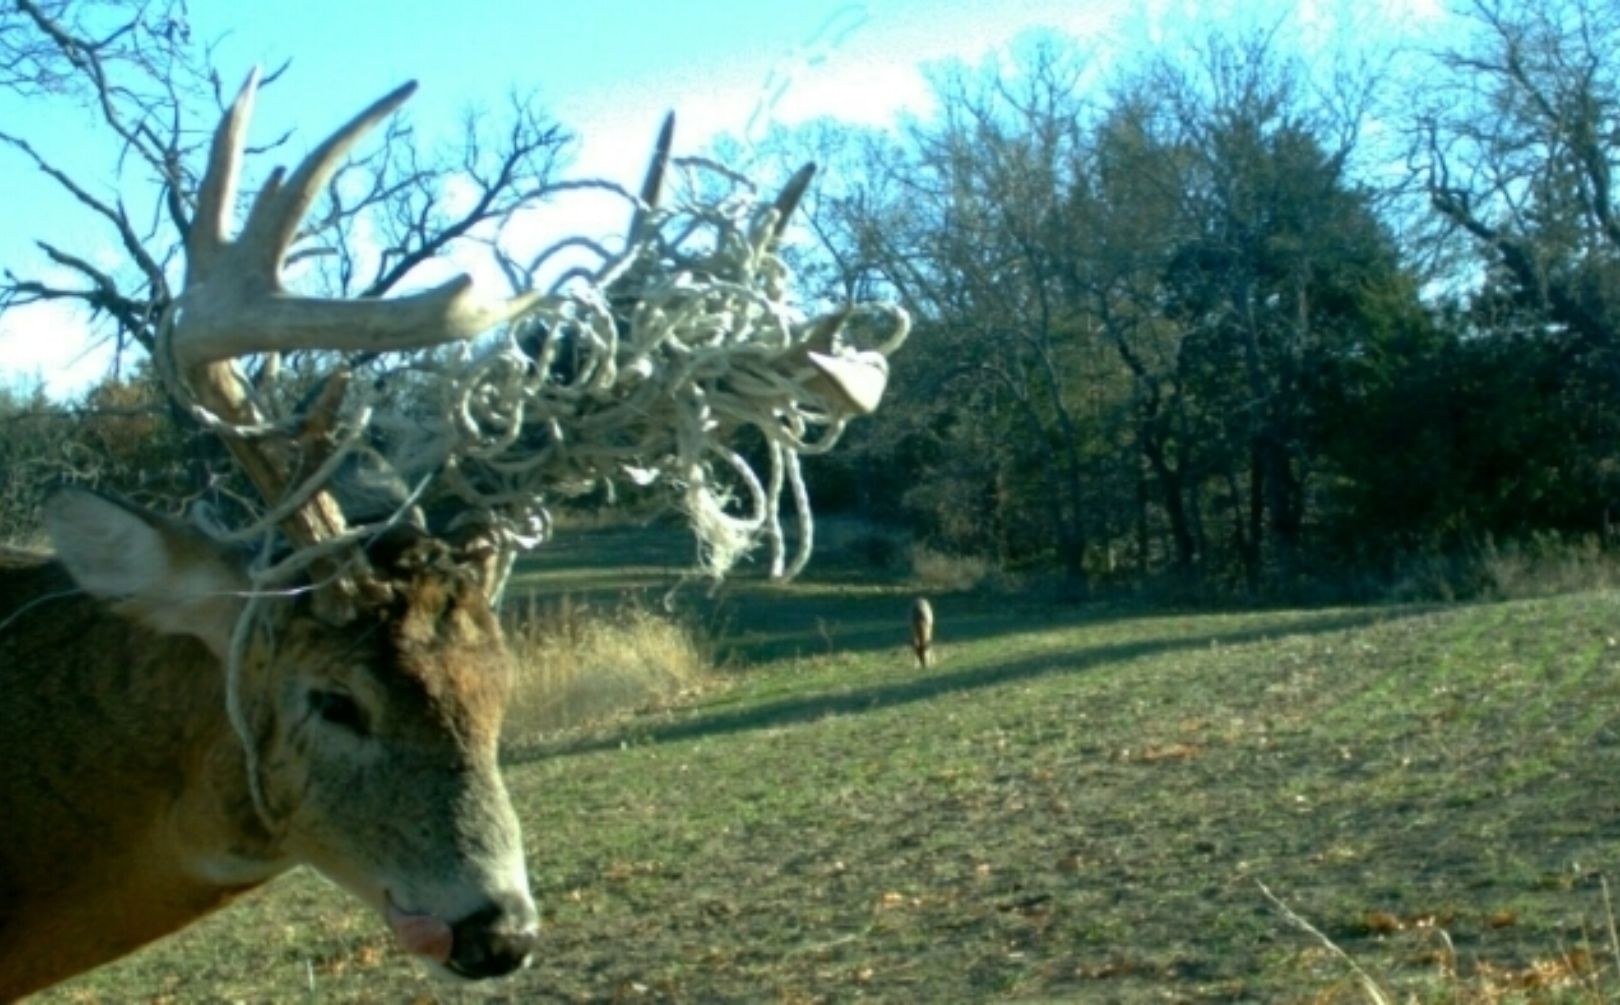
(0, 2, 572, 530)
(818, 41, 1107, 584)
(0, 0, 570, 368)
(0, 0, 191, 97)
(1417, 0, 1620, 358)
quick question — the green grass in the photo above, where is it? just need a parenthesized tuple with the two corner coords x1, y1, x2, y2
(33, 526, 1620, 1003)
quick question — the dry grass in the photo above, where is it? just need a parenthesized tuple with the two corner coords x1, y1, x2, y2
(1477, 533, 1620, 600)
(499, 593, 713, 744)
(1278, 883, 1620, 1005)
(1386, 533, 1620, 603)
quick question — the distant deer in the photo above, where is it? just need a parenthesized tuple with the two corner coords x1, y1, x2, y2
(911, 596, 935, 668)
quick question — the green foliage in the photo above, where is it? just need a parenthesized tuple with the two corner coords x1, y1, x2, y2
(771, 4, 1620, 598)
(0, 364, 195, 541)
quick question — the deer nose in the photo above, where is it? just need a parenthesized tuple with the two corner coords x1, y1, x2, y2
(446, 896, 540, 979)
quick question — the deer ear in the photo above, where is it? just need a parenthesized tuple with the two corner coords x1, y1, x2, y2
(47, 488, 248, 658)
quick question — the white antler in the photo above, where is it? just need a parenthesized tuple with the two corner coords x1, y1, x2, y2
(155, 79, 909, 602)
(176, 69, 539, 369)
(160, 70, 539, 604)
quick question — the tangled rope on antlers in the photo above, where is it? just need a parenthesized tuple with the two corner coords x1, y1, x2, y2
(381, 158, 908, 587)
(136, 76, 909, 823)
(181, 126, 908, 599)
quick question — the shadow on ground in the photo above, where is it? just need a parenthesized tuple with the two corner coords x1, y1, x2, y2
(509, 603, 1430, 764)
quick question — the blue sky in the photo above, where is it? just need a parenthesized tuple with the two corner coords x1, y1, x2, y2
(0, 0, 1443, 396)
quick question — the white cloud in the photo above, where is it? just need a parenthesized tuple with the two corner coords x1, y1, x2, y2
(0, 299, 116, 398)
(767, 51, 936, 131)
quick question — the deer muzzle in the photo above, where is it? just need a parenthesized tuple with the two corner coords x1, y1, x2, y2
(387, 889, 538, 979)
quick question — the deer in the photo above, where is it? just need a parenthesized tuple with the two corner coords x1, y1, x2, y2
(0, 73, 576, 999)
(0, 61, 892, 997)
(911, 596, 935, 668)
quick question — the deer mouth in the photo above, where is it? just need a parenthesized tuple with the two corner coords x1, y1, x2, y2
(385, 892, 453, 965)
(385, 889, 538, 980)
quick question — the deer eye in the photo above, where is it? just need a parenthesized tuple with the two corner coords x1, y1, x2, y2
(308, 690, 369, 735)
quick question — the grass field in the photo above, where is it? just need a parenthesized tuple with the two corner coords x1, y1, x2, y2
(33, 526, 1620, 1003)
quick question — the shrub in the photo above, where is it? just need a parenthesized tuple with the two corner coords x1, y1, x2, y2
(1382, 533, 1620, 603)
(500, 594, 712, 744)
(1478, 532, 1620, 600)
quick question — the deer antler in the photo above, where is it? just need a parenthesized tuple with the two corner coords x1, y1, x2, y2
(180, 69, 538, 365)
(615, 119, 886, 415)
(163, 70, 538, 597)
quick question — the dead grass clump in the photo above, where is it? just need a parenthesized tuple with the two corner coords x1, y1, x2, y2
(1388, 533, 1620, 602)
(1478, 533, 1620, 600)
(500, 594, 711, 742)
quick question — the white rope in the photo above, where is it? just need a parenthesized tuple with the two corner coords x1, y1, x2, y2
(178, 157, 910, 585)
(225, 553, 277, 828)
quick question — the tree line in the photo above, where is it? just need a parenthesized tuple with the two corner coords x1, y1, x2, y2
(776, 0, 1620, 597)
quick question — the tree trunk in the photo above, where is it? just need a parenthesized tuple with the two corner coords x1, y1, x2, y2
(1141, 418, 1197, 573)
(1246, 448, 1265, 595)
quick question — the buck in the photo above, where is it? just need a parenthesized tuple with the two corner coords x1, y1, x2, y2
(911, 596, 935, 668)
(0, 61, 888, 996)
(0, 74, 554, 999)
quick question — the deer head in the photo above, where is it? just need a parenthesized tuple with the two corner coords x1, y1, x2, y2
(135, 70, 538, 979)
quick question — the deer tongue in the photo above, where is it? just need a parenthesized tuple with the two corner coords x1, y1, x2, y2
(386, 898, 453, 963)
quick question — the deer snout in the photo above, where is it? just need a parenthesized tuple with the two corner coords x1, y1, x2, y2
(445, 893, 540, 979)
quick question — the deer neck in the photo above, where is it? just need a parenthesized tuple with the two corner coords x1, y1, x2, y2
(166, 701, 292, 886)
(0, 570, 289, 996)
(29, 586, 287, 881)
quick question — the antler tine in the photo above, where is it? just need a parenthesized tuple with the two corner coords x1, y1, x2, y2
(628, 112, 675, 240)
(240, 80, 417, 278)
(189, 68, 261, 280)
(171, 71, 540, 372)
(768, 162, 816, 244)
(175, 274, 542, 366)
